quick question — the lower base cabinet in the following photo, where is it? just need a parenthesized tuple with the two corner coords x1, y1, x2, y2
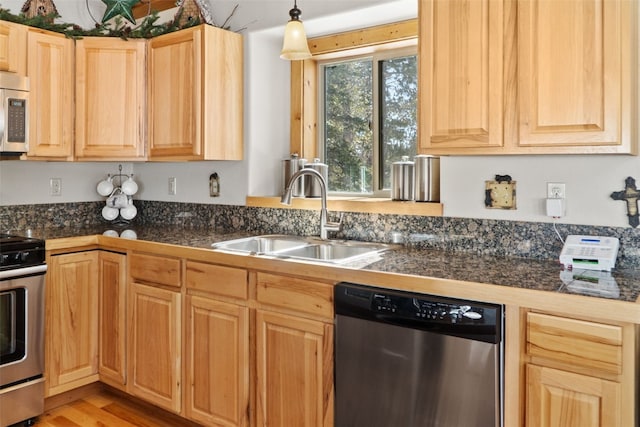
(127, 282, 182, 413)
(184, 295, 249, 426)
(254, 272, 335, 427)
(524, 311, 634, 427)
(255, 310, 334, 427)
(46, 251, 100, 396)
(98, 251, 127, 389)
(526, 364, 621, 427)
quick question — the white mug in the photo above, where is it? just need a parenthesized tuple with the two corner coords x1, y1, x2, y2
(97, 176, 114, 196)
(121, 176, 139, 196)
(120, 202, 137, 220)
(120, 229, 137, 239)
(102, 205, 119, 221)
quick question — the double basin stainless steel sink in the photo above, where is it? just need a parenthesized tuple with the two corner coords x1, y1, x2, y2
(211, 235, 391, 264)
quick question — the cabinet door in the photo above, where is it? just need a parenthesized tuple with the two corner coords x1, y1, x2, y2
(98, 251, 127, 389)
(46, 251, 99, 396)
(148, 27, 201, 159)
(185, 295, 249, 426)
(419, 0, 506, 152)
(255, 310, 334, 427)
(0, 21, 27, 74)
(128, 282, 181, 413)
(27, 30, 74, 159)
(75, 37, 146, 160)
(148, 25, 243, 160)
(526, 364, 621, 427)
(517, 0, 632, 153)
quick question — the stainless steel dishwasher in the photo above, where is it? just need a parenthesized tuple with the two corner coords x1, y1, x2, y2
(334, 282, 504, 427)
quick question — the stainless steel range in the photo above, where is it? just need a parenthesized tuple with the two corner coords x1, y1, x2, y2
(0, 233, 46, 427)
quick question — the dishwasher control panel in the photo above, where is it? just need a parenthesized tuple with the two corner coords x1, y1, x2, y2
(372, 293, 485, 324)
(336, 282, 503, 343)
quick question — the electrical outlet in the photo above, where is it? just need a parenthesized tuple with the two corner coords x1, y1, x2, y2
(50, 178, 62, 196)
(168, 177, 177, 195)
(547, 182, 565, 199)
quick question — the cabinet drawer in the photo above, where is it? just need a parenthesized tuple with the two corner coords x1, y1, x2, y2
(256, 273, 333, 320)
(185, 261, 248, 300)
(130, 253, 181, 288)
(526, 312, 623, 375)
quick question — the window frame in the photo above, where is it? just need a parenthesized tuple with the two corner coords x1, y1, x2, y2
(288, 19, 418, 168)
(317, 46, 418, 197)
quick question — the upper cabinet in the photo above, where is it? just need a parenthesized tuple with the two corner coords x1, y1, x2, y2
(75, 37, 147, 160)
(0, 21, 27, 75)
(26, 29, 74, 160)
(148, 24, 243, 160)
(517, 0, 632, 153)
(419, 0, 638, 155)
(419, 0, 506, 151)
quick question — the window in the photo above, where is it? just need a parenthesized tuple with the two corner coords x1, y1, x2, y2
(319, 48, 417, 196)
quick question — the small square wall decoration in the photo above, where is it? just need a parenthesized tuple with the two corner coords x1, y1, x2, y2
(485, 174, 516, 210)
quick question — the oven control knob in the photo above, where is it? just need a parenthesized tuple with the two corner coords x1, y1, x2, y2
(20, 251, 30, 262)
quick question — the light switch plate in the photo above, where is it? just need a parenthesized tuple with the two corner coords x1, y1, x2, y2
(485, 180, 516, 209)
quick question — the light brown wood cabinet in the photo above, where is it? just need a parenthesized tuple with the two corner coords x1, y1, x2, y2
(419, 0, 637, 155)
(419, 0, 505, 152)
(524, 311, 635, 427)
(46, 251, 100, 396)
(75, 37, 147, 160)
(255, 273, 334, 427)
(148, 24, 243, 160)
(127, 252, 182, 413)
(26, 29, 74, 160)
(184, 296, 249, 426)
(97, 250, 127, 389)
(184, 261, 250, 427)
(0, 20, 27, 74)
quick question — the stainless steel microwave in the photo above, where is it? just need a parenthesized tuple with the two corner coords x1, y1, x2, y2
(0, 72, 29, 154)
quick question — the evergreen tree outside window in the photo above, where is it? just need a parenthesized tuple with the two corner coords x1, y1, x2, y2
(319, 47, 417, 196)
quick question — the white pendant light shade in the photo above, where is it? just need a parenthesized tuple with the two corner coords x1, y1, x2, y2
(280, 1, 312, 60)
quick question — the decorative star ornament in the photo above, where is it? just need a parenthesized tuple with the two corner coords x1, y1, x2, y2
(101, 0, 140, 25)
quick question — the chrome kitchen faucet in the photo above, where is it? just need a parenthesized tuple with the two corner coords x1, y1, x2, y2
(281, 168, 342, 240)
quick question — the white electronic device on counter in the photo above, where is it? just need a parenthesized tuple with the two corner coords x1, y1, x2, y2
(559, 235, 620, 272)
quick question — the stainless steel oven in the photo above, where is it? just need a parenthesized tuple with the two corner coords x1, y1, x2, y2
(0, 234, 46, 427)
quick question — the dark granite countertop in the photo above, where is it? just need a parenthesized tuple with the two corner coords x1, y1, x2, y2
(21, 224, 640, 304)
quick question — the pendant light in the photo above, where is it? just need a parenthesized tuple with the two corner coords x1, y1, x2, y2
(280, 0, 312, 60)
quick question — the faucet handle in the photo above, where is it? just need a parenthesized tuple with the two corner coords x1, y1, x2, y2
(325, 213, 343, 232)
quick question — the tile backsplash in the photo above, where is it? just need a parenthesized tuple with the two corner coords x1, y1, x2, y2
(2, 200, 638, 267)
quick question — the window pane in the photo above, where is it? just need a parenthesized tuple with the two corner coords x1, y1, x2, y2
(380, 55, 417, 190)
(324, 60, 373, 194)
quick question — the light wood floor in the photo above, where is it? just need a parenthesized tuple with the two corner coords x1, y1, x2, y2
(35, 389, 200, 427)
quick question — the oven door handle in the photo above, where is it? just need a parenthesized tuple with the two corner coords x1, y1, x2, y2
(0, 264, 47, 280)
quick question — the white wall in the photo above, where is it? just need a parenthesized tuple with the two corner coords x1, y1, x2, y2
(441, 155, 640, 228)
(1, 0, 639, 229)
(0, 161, 132, 204)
